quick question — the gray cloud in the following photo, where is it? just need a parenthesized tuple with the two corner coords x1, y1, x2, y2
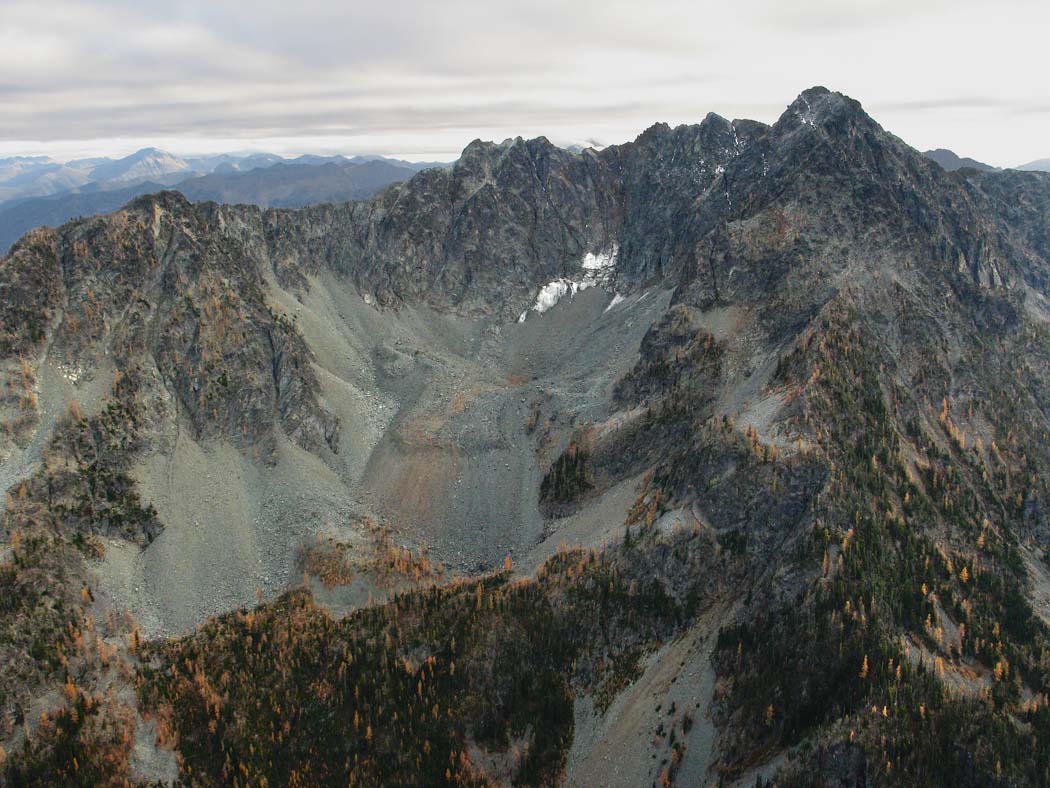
(0, 0, 1046, 166)
(869, 97, 1014, 112)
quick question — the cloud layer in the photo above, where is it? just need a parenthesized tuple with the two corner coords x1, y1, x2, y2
(1, 0, 1046, 165)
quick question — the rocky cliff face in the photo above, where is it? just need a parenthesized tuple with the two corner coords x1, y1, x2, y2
(1, 194, 338, 461)
(3, 88, 1050, 787)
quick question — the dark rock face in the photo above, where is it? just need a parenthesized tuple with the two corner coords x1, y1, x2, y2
(613, 304, 723, 407)
(0, 232, 63, 355)
(260, 137, 615, 312)
(1, 192, 339, 458)
(965, 168, 1050, 291)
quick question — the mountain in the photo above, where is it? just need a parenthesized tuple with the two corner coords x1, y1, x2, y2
(204, 153, 286, 173)
(347, 153, 453, 171)
(1019, 158, 1050, 172)
(923, 147, 998, 171)
(0, 158, 92, 203)
(3, 87, 1050, 787)
(0, 157, 430, 254)
(175, 158, 421, 206)
(0, 149, 193, 206)
(0, 148, 200, 203)
(83, 147, 193, 185)
(0, 150, 450, 214)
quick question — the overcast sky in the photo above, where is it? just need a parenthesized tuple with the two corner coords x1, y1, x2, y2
(1, 0, 1046, 166)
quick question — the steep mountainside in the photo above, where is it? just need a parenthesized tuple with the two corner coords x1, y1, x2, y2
(3, 87, 1050, 787)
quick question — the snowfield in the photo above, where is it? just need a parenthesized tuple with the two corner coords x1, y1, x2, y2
(519, 245, 619, 322)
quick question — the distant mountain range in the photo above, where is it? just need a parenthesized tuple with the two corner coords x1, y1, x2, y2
(0, 150, 449, 253)
(0, 148, 195, 203)
(922, 149, 1050, 174)
(169, 158, 427, 206)
(1018, 158, 1050, 172)
(922, 148, 998, 172)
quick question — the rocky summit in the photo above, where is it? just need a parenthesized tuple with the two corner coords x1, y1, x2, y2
(2, 87, 1050, 787)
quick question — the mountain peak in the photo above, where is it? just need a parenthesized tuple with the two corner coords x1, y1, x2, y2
(129, 147, 170, 158)
(700, 111, 733, 132)
(87, 147, 191, 184)
(785, 86, 863, 121)
(125, 188, 192, 213)
(799, 84, 833, 99)
(774, 86, 882, 144)
(1016, 157, 1050, 172)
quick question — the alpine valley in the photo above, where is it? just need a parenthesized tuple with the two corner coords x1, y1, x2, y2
(3, 87, 1050, 787)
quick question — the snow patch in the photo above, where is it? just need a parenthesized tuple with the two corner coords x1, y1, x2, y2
(519, 279, 594, 322)
(520, 245, 620, 321)
(602, 293, 626, 313)
(581, 246, 617, 283)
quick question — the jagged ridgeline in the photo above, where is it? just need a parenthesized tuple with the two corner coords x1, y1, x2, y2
(2, 87, 1050, 786)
